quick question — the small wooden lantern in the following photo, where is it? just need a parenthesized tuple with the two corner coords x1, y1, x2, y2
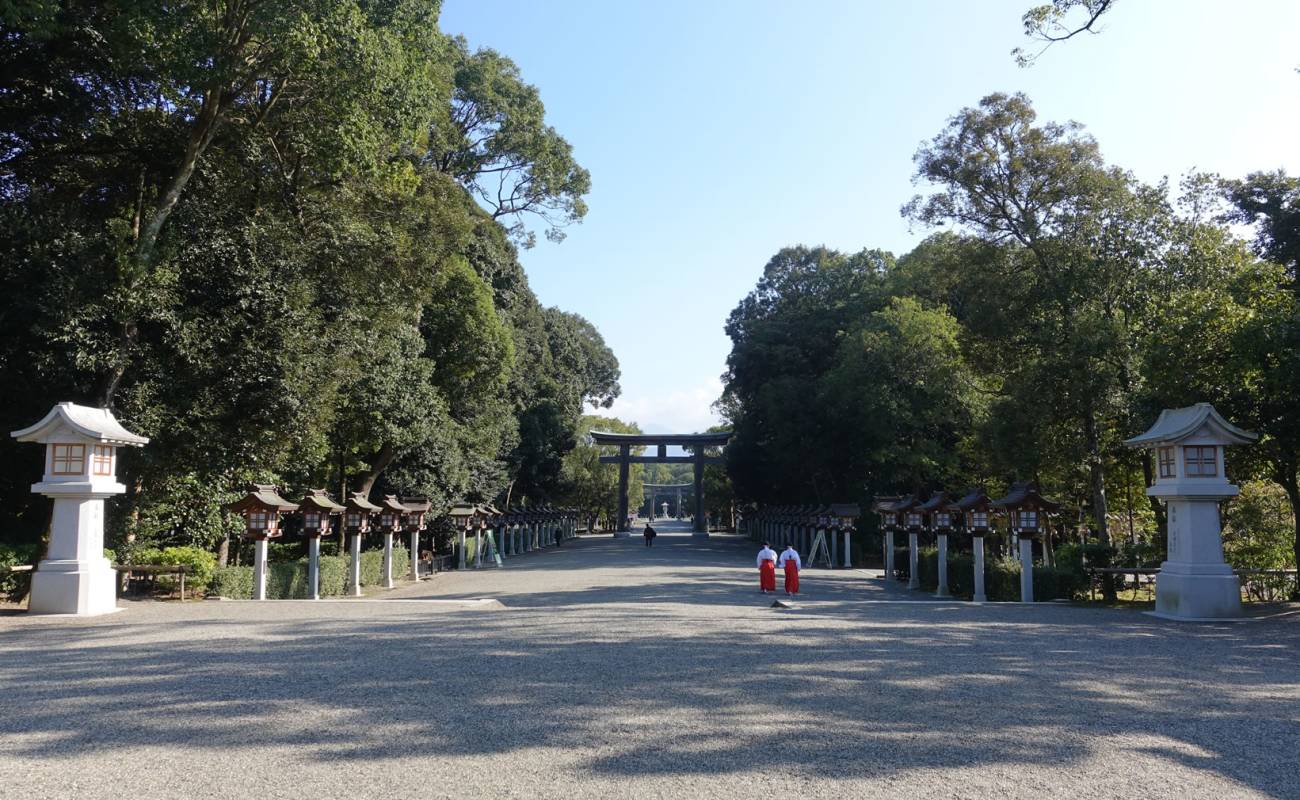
(917, 491, 953, 533)
(990, 482, 1060, 538)
(298, 489, 344, 537)
(226, 484, 299, 540)
(402, 497, 431, 531)
(378, 495, 407, 533)
(949, 488, 994, 534)
(344, 492, 381, 533)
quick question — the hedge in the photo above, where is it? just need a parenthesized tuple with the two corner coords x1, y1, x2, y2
(892, 546, 1082, 602)
(0, 542, 38, 601)
(131, 545, 218, 590)
(211, 546, 408, 599)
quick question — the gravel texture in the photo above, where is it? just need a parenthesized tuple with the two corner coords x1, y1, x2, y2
(2, 522, 1298, 799)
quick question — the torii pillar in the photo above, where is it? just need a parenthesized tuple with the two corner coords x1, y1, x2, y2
(693, 448, 707, 536)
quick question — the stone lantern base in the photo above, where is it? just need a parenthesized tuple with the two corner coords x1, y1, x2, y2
(1153, 562, 1242, 621)
(29, 557, 120, 616)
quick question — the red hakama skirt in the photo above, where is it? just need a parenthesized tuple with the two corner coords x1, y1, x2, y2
(783, 561, 799, 594)
(759, 560, 776, 591)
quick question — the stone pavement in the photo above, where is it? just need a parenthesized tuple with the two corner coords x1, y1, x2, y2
(1, 527, 1298, 799)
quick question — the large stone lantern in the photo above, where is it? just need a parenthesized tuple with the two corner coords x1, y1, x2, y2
(1124, 403, 1256, 620)
(11, 402, 148, 615)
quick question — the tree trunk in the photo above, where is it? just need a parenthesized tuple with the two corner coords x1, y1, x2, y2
(355, 441, 396, 497)
(1277, 463, 1300, 601)
(1083, 407, 1111, 545)
(217, 533, 230, 568)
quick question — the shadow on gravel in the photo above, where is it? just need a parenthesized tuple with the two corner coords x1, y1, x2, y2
(2, 590, 1299, 796)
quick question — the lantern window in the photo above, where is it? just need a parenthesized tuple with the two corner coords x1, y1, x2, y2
(305, 512, 321, 529)
(935, 513, 950, 528)
(250, 511, 270, 530)
(1017, 511, 1038, 529)
(906, 513, 922, 527)
(51, 443, 85, 475)
(1158, 446, 1176, 479)
(1184, 446, 1218, 477)
(92, 445, 113, 476)
(346, 512, 361, 528)
(971, 511, 988, 528)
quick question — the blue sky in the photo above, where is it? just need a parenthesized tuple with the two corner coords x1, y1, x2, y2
(440, 0, 1300, 434)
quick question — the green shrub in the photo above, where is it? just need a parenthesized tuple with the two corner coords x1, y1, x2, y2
(128, 545, 217, 590)
(211, 566, 253, 599)
(209, 548, 405, 599)
(0, 542, 39, 601)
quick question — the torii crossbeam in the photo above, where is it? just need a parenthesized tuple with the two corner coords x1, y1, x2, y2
(590, 430, 731, 535)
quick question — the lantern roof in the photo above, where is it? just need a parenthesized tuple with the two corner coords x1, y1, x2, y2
(829, 503, 861, 518)
(871, 494, 918, 513)
(401, 497, 431, 514)
(298, 489, 344, 513)
(448, 503, 479, 519)
(948, 488, 994, 511)
(226, 483, 298, 514)
(990, 482, 1061, 512)
(915, 491, 951, 513)
(1123, 402, 1257, 448)
(380, 494, 408, 513)
(12, 402, 149, 446)
(345, 492, 382, 513)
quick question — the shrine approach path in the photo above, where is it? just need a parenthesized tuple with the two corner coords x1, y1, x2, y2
(1, 521, 1298, 799)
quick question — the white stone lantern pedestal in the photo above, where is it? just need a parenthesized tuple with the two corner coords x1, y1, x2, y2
(1125, 403, 1256, 621)
(12, 403, 148, 616)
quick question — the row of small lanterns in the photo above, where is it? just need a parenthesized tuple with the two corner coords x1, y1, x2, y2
(225, 484, 578, 600)
(742, 504, 861, 568)
(872, 481, 1062, 602)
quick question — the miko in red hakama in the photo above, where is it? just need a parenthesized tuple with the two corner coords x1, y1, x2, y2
(783, 560, 799, 595)
(759, 560, 776, 592)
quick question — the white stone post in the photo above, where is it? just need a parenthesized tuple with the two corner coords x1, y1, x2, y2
(935, 533, 950, 598)
(458, 529, 467, 569)
(253, 538, 268, 601)
(973, 535, 987, 602)
(842, 529, 851, 568)
(382, 531, 394, 588)
(350, 532, 362, 596)
(885, 530, 895, 580)
(1019, 537, 1034, 603)
(308, 536, 321, 600)
(409, 530, 419, 580)
(907, 532, 919, 590)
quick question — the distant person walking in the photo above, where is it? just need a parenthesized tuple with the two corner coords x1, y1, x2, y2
(756, 542, 777, 593)
(643, 523, 657, 547)
(779, 544, 801, 597)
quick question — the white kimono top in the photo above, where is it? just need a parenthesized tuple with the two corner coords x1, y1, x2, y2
(778, 549, 801, 569)
(756, 547, 777, 566)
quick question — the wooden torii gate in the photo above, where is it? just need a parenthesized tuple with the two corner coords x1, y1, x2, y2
(590, 430, 731, 535)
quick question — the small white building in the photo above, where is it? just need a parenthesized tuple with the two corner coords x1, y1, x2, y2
(1124, 403, 1256, 620)
(12, 402, 148, 615)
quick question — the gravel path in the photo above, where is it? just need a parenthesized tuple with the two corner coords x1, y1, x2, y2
(2, 524, 1298, 799)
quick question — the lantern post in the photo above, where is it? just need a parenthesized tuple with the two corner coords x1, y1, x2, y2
(402, 498, 430, 580)
(951, 489, 994, 602)
(344, 493, 381, 596)
(449, 504, 478, 569)
(919, 492, 953, 598)
(226, 485, 298, 600)
(377, 496, 407, 589)
(1124, 403, 1256, 620)
(11, 403, 148, 615)
(992, 482, 1060, 603)
(298, 489, 344, 600)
